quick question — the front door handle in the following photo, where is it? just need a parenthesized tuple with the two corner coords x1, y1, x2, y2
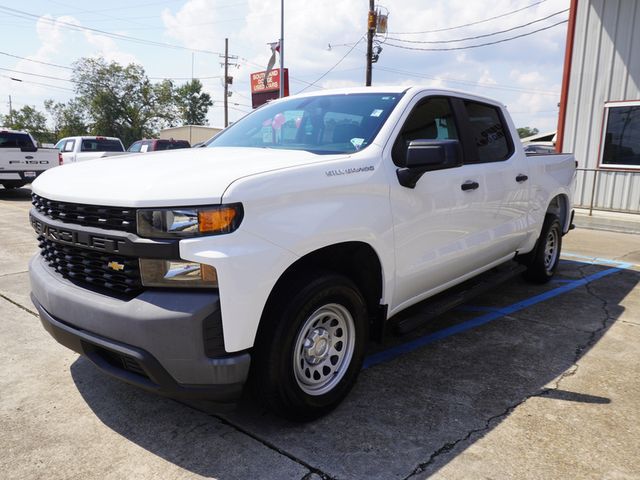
(461, 181, 479, 191)
(516, 174, 528, 183)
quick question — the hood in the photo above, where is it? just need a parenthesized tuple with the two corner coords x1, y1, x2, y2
(33, 147, 345, 207)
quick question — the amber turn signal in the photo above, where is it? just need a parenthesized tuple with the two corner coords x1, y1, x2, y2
(198, 207, 238, 234)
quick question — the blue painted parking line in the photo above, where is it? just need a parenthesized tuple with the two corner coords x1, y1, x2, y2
(363, 257, 634, 369)
(456, 305, 502, 313)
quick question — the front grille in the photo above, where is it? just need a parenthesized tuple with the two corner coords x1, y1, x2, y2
(39, 236, 143, 295)
(32, 194, 136, 233)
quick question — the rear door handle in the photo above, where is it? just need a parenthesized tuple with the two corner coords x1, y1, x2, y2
(516, 174, 528, 183)
(461, 181, 479, 191)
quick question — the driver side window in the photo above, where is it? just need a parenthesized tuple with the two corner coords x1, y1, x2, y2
(392, 97, 459, 166)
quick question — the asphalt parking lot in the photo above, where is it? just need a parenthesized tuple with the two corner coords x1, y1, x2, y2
(1, 185, 639, 480)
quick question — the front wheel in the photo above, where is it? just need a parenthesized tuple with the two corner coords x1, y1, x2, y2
(253, 273, 368, 421)
(523, 214, 563, 283)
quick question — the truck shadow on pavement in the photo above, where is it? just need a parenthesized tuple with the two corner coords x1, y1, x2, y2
(0, 186, 32, 201)
(70, 260, 639, 480)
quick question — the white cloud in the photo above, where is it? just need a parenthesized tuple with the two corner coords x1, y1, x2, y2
(83, 31, 138, 65)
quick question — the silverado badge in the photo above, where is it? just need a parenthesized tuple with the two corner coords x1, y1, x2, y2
(107, 261, 125, 272)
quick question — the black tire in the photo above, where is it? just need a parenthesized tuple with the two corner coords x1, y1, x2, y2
(252, 273, 368, 421)
(523, 214, 563, 284)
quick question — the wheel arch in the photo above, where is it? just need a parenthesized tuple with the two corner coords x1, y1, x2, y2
(546, 193, 571, 233)
(258, 241, 386, 343)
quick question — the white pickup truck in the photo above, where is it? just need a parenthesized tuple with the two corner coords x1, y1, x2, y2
(29, 87, 575, 420)
(55, 136, 126, 163)
(0, 128, 59, 189)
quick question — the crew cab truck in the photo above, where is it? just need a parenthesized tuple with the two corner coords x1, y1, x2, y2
(29, 87, 575, 420)
(55, 136, 126, 163)
(0, 128, 59, 189)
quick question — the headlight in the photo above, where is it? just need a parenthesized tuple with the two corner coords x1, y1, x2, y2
(139, 259, 218, 288)
(137, 204, 243, 238)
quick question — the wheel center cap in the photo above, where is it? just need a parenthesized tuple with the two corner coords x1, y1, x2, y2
(303, 328, 331, 364)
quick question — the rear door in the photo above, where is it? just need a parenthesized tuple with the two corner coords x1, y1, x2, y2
(459, 100, 531, 259)
(59, 138, 77, 163)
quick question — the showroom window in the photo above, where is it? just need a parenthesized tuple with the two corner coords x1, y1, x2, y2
(600, 101, 640, 169)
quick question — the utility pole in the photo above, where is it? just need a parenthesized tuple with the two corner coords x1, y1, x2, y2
(279, 0, 284, 98)
(220, 38, 238, 127)
(8, 95, 12, 125)
(366, 0, 375, 86)
(224, 39, 229, 127)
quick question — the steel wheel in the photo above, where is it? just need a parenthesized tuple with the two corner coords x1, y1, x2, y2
(293, 303, 356, 396)
(543, 227, 560, 272)
(523, 214, 563, 284)
(252, 272, 368, 420)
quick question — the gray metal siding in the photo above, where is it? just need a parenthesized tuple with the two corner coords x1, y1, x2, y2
(562, 0, 640, 213)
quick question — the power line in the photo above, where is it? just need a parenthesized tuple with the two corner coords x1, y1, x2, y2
(387, 9, 568, 44)
(389, 0, 547, 35)
(240, 57, 323, 90)
(0, 74, 74, 91)
(375, 66, 559, 96)
(0, 50, 72, 70)
(0, 6, 226, 56)
(296, 36, 365, 94)
(0, 66, 72, 83)
(0, 65, 223, 85)
(0, 50, 224, 83)
(385, 19, 568, 51)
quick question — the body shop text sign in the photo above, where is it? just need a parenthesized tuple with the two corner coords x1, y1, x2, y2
(250, 69, 289, 108)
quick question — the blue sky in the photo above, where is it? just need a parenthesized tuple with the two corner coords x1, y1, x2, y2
(0, 0, 569, 132)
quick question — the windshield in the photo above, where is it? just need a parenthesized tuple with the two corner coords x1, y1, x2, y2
(207, 92, 403, 154)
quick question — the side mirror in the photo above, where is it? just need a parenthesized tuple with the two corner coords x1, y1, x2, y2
(397, 139, 462, 188)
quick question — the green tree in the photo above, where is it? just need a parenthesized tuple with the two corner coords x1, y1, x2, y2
(44, 99, 88, 139)
(175, 79, 213, 125)
(71, 57, 176, 147)
(517, 127, 539, 139)
(1, 105, 54, 144)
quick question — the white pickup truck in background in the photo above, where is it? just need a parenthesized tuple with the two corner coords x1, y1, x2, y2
(29, 87, 576, 420)
(56, 136, 127, 164)
(0, 128, 59, 189)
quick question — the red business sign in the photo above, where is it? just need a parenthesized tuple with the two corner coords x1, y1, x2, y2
(250, 69, 289, 108)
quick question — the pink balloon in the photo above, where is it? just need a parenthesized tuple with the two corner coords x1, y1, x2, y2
(272, 113, 286, 130)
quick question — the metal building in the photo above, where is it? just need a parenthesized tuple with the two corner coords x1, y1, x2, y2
(557, 0, 640, 214)
(159, 125, 223, 146)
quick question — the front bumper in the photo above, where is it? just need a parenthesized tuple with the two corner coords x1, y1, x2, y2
(30, 254, 251, 402)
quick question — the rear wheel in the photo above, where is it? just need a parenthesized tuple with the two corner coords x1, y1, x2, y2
(523, 214, 562, 283)
(253, 273, 368, 421)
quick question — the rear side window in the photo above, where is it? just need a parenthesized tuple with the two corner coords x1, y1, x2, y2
(152, 140, 190, 150)
(0, 132, 32, 149)
(62, 140, 75, 152)
(464, 101, 512, 162)
(153, 140, 170, 151)
(81, 139, 124, 152)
